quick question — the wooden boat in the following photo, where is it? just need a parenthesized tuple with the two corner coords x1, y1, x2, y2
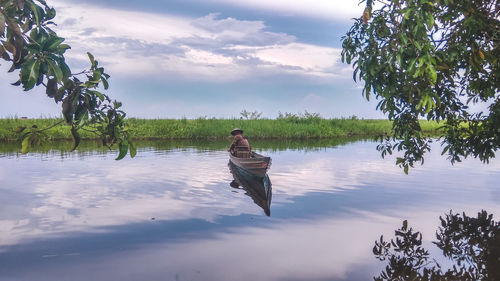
(229, 162, 272, 216)
(229, 151, 271, 177)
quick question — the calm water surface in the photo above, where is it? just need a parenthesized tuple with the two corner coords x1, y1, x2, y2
(0, 139, 499, 281)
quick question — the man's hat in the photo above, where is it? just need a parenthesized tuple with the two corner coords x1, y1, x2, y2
(231, 128, 243, 135)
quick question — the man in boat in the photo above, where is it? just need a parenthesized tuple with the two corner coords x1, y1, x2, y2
(228, 128, 251, 158)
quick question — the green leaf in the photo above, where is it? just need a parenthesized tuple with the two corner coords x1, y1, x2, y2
(404, 165, 409, 174)
(21, 59, 35, 84)
(55, 57, 71, 80)
(407, 58, 417, 73)
(129, 140, 137, 158)
(21, 136, 30, 154)
(414, 41, 422, 51)
(22, 59, 41, 91)
(57, 44, 71, 53)
(46, 7, 56, 20)
(428, 65, 437, 84)
(28, 2, 44, 26)
(88, 90, 105, 101)
(426, 14, 435, 29)
(115, 140, 128, 160)
(102, 78, 109, 90)
(47, 59, 63, 82)
(92, 68, 103, 82)
(404, 8, 412, 20)
(399, 33, 408, 45)
(87, 52, 95, 67)
(74, 105, 87, 123)
(44, 36, 65, 52)
(25, 43, 41, 53)
(441, 145, 450, 155)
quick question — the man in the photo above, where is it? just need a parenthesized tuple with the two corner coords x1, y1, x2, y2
(228, 128, 251, 158)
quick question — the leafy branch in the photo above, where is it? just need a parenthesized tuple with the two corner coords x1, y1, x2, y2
(1, 0, 135, 159)
(342, 0, 499, 173)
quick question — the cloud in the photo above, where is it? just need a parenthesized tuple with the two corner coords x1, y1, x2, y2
(191, 13, 295, 46)
(203, 0, 365, 21)
(93, 37, 186, 57)
(48, 1, 345, 82)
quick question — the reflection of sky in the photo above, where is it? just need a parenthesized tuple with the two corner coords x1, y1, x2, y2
(0, 141, 499, 281)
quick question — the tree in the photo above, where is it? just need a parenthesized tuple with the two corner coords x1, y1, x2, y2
(0, 0, 135, 159)
(342, 0, 499, 173)
(240, 109, 263, 120)
(373, 210, 500, 280)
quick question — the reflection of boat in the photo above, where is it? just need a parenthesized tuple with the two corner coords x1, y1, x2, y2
(229, 162, 272, 216)
(229, 151, 271, 177)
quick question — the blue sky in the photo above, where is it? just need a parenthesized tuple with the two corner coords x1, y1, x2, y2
(0, 0, 385, 119)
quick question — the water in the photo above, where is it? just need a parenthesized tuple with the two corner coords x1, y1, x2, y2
(0, 139, 499, 281)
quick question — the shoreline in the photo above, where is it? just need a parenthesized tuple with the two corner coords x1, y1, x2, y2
(0, 118, 442, 141)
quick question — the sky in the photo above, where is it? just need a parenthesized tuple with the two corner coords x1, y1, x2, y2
(0, 0, 386, 119)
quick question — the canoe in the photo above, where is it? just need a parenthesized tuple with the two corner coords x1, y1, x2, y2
(229, 151, 271, 177)
(229, 162, 272, 216)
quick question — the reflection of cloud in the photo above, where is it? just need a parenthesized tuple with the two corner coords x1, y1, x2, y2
(98, 215, 394, 281)
(19, 208, 500, 281)
(1, 141, 499, 253)
(267, 141, 500, 202)
(0, 150, 263, 246)
(49, 1, 343, 81)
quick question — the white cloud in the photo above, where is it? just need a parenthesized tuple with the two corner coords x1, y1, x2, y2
(255, 43, 343, 78)
(205, 0, 365, 21)
(47, 1, 345, 82)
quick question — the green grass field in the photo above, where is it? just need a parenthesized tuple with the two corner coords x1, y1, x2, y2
(0, 117, 442, 141)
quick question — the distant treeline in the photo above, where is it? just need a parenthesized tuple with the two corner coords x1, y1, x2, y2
(0, 117, 442, 141)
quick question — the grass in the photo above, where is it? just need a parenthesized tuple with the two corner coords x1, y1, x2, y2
(0, 117, 442, 141)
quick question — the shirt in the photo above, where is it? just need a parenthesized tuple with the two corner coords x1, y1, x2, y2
(229, 134, 250, 151)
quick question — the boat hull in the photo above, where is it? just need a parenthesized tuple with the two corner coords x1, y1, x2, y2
(229, 162, 272, 216)
(229, 152, 271, 177)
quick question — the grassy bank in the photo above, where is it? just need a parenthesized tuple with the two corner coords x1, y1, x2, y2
(0, 117, 442, 141)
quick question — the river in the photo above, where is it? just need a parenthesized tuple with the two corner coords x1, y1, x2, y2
(0, 139, 498, 281)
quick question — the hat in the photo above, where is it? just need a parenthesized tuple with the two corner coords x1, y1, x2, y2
(231, 128, 243, 135)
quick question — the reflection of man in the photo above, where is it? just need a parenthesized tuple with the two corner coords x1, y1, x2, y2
(229, 180, 240, 189)
(227, 128, 251, 157)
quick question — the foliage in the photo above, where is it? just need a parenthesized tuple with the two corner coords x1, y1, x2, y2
(0, 0, 134, 159)
(342, 0, 500, 173)
(240, 109, 262, 120)
(373, 210, 500, 280)
(277, 111, 322, 123)
(1, 118, 442, 140)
